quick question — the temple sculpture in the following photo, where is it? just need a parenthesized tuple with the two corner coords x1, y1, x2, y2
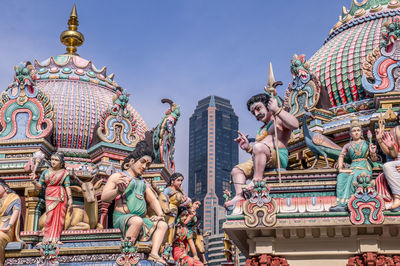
(223, 1, 400, 265)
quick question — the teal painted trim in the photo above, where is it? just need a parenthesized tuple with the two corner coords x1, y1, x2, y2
(277, 211, 348, 218)
(271, 192, 335, 198)
(383, 211, 400, 216)
(226, 215, 245, 220)
(88, 141, 134, 153)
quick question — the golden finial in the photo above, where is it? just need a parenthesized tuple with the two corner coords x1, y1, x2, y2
(60, 4, 85, 55)
(264, 62, 281, 95)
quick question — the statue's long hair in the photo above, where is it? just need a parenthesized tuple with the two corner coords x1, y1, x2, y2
(167, 172, 184, 186)
(247, 93, 271, 111)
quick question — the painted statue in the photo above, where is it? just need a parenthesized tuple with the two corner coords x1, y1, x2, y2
(330, 117, 377, 212)
(101, 141, 168, 265)
(225, 93, 299, 210)
(0, 179, 21, 264)
(163, 172, 188, 245)
(30, 152, 73, 244)
(376, 112, 400, 211)
(173, 200, 204, 266)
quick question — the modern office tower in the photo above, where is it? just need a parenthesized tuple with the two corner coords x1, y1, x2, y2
(188, 95, 238, 232)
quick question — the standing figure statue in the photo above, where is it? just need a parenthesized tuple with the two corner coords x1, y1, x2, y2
(225, 93, 299, 209)
(330, 117, 377, 212)
(163, 172, 188, 245)
(173, 200, 203, 266)
(101, 141, 168, 265)
(0, 179, 21, 264)
(30, 152, 73, 244)
(376, 112, 400, 211)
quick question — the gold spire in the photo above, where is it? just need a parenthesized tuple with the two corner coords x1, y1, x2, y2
(60, 4, 85, 55)
(264, 62, 278, 95)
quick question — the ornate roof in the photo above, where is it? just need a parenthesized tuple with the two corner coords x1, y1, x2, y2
(308, 0, 400, 107)
(33, 55, 148, 149)
(27, 5, 149, 149)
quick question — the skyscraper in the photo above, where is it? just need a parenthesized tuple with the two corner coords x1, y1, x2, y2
(188, 95, 238, 232)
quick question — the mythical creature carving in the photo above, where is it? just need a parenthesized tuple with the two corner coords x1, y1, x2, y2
(97, 87, 139, 147)
(348, 172, 385, 225)
(284, 54, 321, 118)
(243, 181, 277, 228)
(362, 17, 400, 93)
(0, 62, 53, 140)
(153, 99, 180, 173)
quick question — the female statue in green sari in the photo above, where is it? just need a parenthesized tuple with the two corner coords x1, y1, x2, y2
(330, 117, 377, 212)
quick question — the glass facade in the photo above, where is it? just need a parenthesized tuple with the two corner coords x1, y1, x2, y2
(188, 95, 238, 220)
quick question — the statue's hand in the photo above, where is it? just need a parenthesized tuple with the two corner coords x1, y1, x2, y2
(234, 131, 250, 151)
(30, 172, 37, 180)
(116, 175, 128, 193)
(369, 144, 377, 154)
(267, 96, 279, 113)
(382, 131, 395, 149)
(150, 215, 165, 222)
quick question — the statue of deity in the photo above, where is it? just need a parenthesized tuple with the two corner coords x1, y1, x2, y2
(30, 152, 73, 244)
(163, 172, 189, 245)
(0, 179, 21, 264)
(101, 141, 168, 265)
(172, 200, 204, 266)
(376, 112, 400, 211)
(330, 117, 377, 212)
(225, 93, 299, 210)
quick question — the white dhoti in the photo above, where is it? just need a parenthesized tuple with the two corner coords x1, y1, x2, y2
(383, 160, 400, 196)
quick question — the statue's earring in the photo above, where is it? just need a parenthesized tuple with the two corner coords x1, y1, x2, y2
(123, 162, 130, 170)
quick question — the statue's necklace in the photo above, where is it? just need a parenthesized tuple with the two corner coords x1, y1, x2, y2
(351, 140, 364, 157)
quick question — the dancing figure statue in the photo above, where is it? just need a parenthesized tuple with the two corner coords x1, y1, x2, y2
(225, 93, 298, 210)
(330, 117, 377, 212)
(30, 152, 73, 244)
(0, 179, 21, 264)
(101, 141, 168, 265)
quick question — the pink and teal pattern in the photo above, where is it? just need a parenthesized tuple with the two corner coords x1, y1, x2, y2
(308, 3, 400, 107)
(0, 62, 53, 140)
(33, 55, 148, 149)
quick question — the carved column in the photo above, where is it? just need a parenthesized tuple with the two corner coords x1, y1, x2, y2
(24, 187, 41, 231)
(99, 202, 111, 229)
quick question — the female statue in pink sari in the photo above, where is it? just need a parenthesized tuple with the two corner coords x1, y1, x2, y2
(31, 152, 72, 244)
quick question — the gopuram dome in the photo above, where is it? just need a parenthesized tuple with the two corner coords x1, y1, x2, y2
(308, 0, 400, 108)
(33, 5, 147, 149)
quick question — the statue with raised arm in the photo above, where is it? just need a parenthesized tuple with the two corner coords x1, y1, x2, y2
(101, 141, 168, 265)
(0, 179, 21, 264)
(329, 117, 377, 212)
(376, 112, 400, 211)
(225, 93, 299, 210)
(30, 152, 73, 245)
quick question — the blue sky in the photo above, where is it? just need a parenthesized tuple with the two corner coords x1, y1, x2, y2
(0, 1, 349, 189)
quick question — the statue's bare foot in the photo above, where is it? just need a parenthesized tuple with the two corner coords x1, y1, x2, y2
(247, 178, 263, 190)
(224, 195, 245, 208)
(390, 198, 400, 211)
(148, 253, 167, 265)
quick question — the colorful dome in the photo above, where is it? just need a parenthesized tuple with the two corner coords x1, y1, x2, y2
(308, 0, 400, 107)
(33, 55, 148, 149)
